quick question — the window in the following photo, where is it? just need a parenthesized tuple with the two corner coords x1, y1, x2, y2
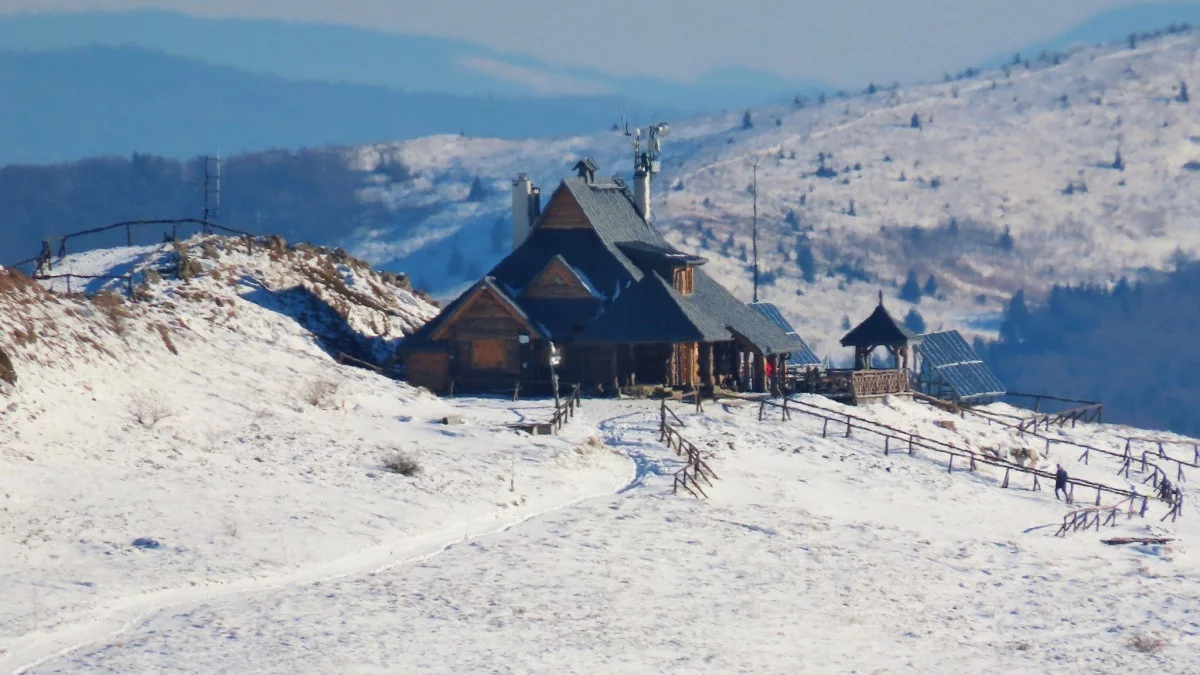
(471, 340, 508, 370)
(673, 267, 694, 295)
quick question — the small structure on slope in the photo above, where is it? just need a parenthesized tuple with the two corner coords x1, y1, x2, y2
(828, 294, 919, 404)
(399, 141, 807, 396)
(912, 330, 1006, 405)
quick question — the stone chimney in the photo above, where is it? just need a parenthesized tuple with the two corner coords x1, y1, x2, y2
(512, 174, 539, 250)
(634, 168, 651, 224)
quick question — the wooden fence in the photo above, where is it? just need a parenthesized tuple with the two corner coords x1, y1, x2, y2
(760, 396, 1154, 513)
(1056, 496, 1139, 537)
(10, 218, 254, 273)
(915, 393, 1194, 487)
(659, 399, 719, 498)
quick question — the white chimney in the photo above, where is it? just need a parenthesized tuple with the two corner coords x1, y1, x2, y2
(512, 174, 533, 250)
(634, 168, 651, 224)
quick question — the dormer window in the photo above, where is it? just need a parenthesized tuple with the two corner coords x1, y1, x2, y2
(673, 267, 694, 295)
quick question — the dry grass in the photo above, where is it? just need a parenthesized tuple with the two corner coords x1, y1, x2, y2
(382, 451, 421, 477)
(0, 347, 15, 386)
(155, 324, 179, 355)
(130, 394, 175, 429)
(92, 291, 130, 337)
(303, 379, 339, 408)
(1128, 633, 1166, 654)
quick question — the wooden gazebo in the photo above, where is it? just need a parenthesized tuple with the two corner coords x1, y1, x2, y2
(836, 293, 920, 403)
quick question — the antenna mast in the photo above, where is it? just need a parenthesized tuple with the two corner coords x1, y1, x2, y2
(752, 158, 760, 303)
(202, 155, 210, 225)
(215, 152, 221, 223)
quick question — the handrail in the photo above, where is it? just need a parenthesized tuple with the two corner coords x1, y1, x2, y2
(912, 393, 1189, 486)
(762, 396, 1156, 512)
(1055, 496, 1138, 537)
(11, 218, 260, 272)
(660, 399, 719, 498)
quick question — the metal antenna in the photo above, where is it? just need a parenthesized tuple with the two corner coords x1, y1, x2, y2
(202, 155, 210, 224)
(752, 158, 760, 303)
(214, 151, 221, 223)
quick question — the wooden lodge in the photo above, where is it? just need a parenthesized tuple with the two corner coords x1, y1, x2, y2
(398, 159, 808, 396)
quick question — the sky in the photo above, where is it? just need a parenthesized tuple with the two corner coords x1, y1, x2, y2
(0, 0, 1141, 84)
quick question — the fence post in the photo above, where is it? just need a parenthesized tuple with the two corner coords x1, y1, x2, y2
(1068, 483, 1074, 504)
(1140, 497, 1148, 517)
(845, 418, 851, 438)
(948, 456, 953, 473)
(821, 418, 828, 438)
(1095, 487, 1101, 506)
(1002, 468, 1010, 489)
(1033, 474, 1041, 491)
(884, 436, 890, 455)
(908, 434, 914, 455)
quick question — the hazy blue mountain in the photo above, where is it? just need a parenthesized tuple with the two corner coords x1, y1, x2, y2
(0, 45, 667, 165)
(0, 10, 827, 112)
(993, 2, 1200, 65)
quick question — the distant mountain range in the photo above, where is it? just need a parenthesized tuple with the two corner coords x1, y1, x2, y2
(3, 6, 1200, 165)
(998, 2, 1200, 65)
(0, 45, 675, 165)
(0, 11, 827, 112)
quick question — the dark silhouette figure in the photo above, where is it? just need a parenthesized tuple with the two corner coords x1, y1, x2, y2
(1055, 464, 1069, 501)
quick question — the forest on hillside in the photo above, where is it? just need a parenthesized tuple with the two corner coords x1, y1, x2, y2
(983, 259, 1200, 437)
(0, 149, 398, 265)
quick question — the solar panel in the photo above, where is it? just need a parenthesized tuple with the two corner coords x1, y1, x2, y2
(749, 302, 822, 366)
(917, 330, 1005, 401)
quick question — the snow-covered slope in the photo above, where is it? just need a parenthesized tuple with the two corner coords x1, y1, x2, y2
(340, 29, 1200, 358)
(5, 389, 1196, 673)
(2, 236, 1198, 672)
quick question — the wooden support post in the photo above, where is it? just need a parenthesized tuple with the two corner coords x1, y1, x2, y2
(908, 434, 914, 455)
(1095, 487, 1101, 506)
(1068, 484, 1074, 504)
(1002, 468, 1010, 489)
(948, 456, 954, 473)
(845, 419, 851, 438)
(884, 436, 890, 455)
(821, 419, 828, 438)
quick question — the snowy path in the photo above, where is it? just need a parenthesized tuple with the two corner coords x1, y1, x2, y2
(3, 404, 661, 674)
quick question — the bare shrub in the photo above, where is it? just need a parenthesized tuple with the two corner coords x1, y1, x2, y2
(130, 394, 174, 429)
(0, 347, 15, 386)
(1128, 633, 1166, 654)
(155, 324, 179, 355)
(382, 451, 421, 477)
(93, 291, 130, 337)
(303, 379, 339, 408)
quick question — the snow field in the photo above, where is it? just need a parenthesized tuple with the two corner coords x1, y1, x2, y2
(17, 397, 1200, 674)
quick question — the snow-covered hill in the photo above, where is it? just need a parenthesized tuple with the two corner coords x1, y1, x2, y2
(340, 28, 1200, 358)
(1, 239, 1198, 672)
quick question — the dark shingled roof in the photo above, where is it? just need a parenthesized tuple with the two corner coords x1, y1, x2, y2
(399, 277, 546, 351)
(749, 303, 822, 366)
(840, 301, 920, 348)
(576, 272, 727, 344)
(407, 175, 803, 355)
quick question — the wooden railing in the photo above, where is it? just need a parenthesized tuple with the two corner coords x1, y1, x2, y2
(1122, 437, 1200, 473)
(850, 369, 910, 401)
(1014, 404, 1104, 433)
(660, 399, 719, 498)
(10, 218, 255, 272)
(913, 393, 1193, 487)
(759, 396, 1155, 513)
(550, 384, 583, 433)
(1056, 496, 1139, 537)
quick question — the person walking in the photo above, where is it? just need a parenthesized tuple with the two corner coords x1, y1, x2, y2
(1055, 464, 1069, 502)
